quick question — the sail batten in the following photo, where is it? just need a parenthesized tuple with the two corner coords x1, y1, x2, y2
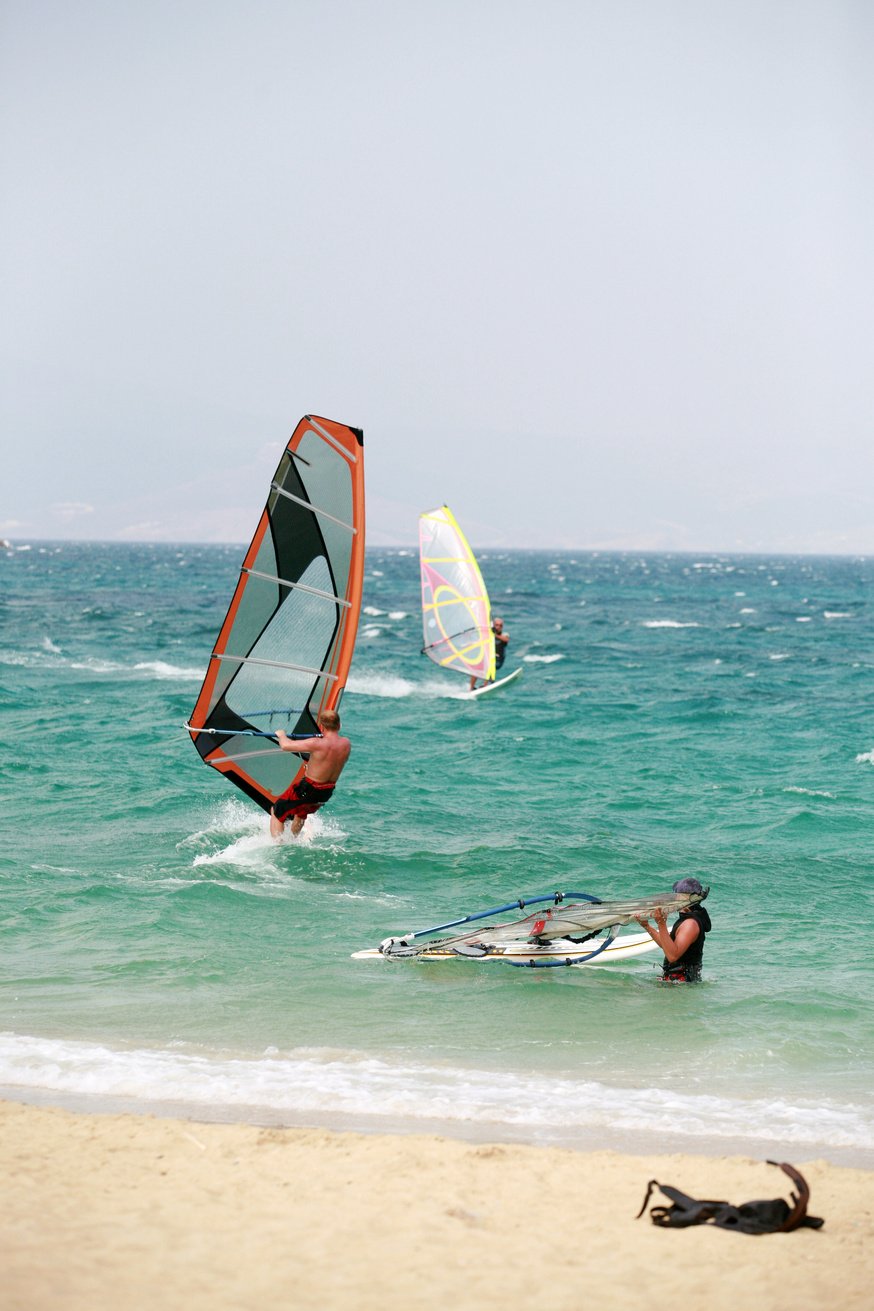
(210, 653, 341, 679)
(270, 483, 358, 532)
(241, 566, 352, 606)
(188, 415, 365, 813)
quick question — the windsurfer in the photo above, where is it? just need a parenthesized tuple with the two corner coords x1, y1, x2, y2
(636, 878, 711, 982)
(469, 617, 509, 691)
(269, 709, 351, 838)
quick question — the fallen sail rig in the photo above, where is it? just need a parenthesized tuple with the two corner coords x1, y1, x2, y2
(187, 415, 365, 812)
(353, 887, 709, 968)
(419, 505, 495, 685)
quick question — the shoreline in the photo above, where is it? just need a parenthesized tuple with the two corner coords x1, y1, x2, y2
(4, 1083, 873, 1172)
(2, 1097, 871, 1311)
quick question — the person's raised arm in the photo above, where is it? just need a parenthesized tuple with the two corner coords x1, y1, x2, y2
(636, 909, 699, 962)
(275, 729, 322, 754)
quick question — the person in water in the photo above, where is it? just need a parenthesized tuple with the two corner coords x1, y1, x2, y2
(469, 616, 510, 691)
(636, 878, 711, 982)
(269, 708, 351, 838)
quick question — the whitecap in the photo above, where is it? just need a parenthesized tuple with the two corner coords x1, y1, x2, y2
(642, 620, 700, 629)
(523, 653, 564, 664)
(346, 672, 415, 698)
(783, 787, 835, 799)
(824, 612, 852, 620)
(134, 661, 203, 680)
(855, 750, 874, 766)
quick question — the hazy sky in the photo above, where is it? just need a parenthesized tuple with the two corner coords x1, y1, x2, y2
(2, 0, 872, 551)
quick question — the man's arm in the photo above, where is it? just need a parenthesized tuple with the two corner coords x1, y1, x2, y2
(275, 729, 322, 755)
(637, 910, 699, 962)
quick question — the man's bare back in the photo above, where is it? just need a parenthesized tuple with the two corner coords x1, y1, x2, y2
(275, 728, 351, 783)
(270, 711, 351, 838)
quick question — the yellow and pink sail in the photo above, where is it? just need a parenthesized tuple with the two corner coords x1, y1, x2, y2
(419, 505, 495, 684)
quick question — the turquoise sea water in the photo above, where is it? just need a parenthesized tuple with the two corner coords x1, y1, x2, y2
(2, 542, 873, 1164)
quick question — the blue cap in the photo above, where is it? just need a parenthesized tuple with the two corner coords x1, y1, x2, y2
(672, 877, 705, 896)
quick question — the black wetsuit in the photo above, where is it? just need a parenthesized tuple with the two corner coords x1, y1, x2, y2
(662, 904, 711, 982)
(493, 627, 506, 671)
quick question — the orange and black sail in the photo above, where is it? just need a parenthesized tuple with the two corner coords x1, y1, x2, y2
(187, 415, 365, 812)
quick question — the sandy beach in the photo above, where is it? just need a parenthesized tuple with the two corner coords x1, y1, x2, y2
(1, 1099, 871, 1311)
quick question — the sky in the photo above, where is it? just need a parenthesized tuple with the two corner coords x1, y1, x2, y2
(1, 0, 872, 552)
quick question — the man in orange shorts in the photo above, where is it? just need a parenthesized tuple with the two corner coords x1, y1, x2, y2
(269, 708, 351, 838)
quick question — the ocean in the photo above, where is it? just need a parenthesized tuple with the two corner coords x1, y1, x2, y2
(2, 542, 873, 1166)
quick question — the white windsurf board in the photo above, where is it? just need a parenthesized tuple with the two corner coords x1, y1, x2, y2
(466, 666, 523, 698)
(352, 930, 657, 966)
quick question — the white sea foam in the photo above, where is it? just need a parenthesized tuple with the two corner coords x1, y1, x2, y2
(388, 612, 408, 620)
(783, 787, 835, 799)
(346, 672, 416, 698)
(769, 653, 791, 661)
(0, 1032, 870, 1162)
(642, 620, 700, 629)
(134, 660, 202, 680)
(824, 611, 852, 620)
(523, 653, 564, 664)
(183, 799, 344, 867)
(362, 606, 385, 616)
(41, 636, 62, 654)
(855, 750, 874, 766)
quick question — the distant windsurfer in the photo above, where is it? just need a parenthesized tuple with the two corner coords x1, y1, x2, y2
(469, 617, 509, 692)
(636, 878, 711, 982)
(269, 709, 351, 838)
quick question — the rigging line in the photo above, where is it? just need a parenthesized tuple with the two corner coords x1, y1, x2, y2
(422, 627, 481, 652)
(241, 567, 352, 607)
(504, 928, 618, 969)
(307, 416, 361, 464)
(210, 652, 339, 680)
(399, 892, 602, 942)
(235, 707, 307, 718)
(270, 483, 357, 533)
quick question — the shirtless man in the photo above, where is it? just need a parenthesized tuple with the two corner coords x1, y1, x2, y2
(269, 708, 351, 838)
